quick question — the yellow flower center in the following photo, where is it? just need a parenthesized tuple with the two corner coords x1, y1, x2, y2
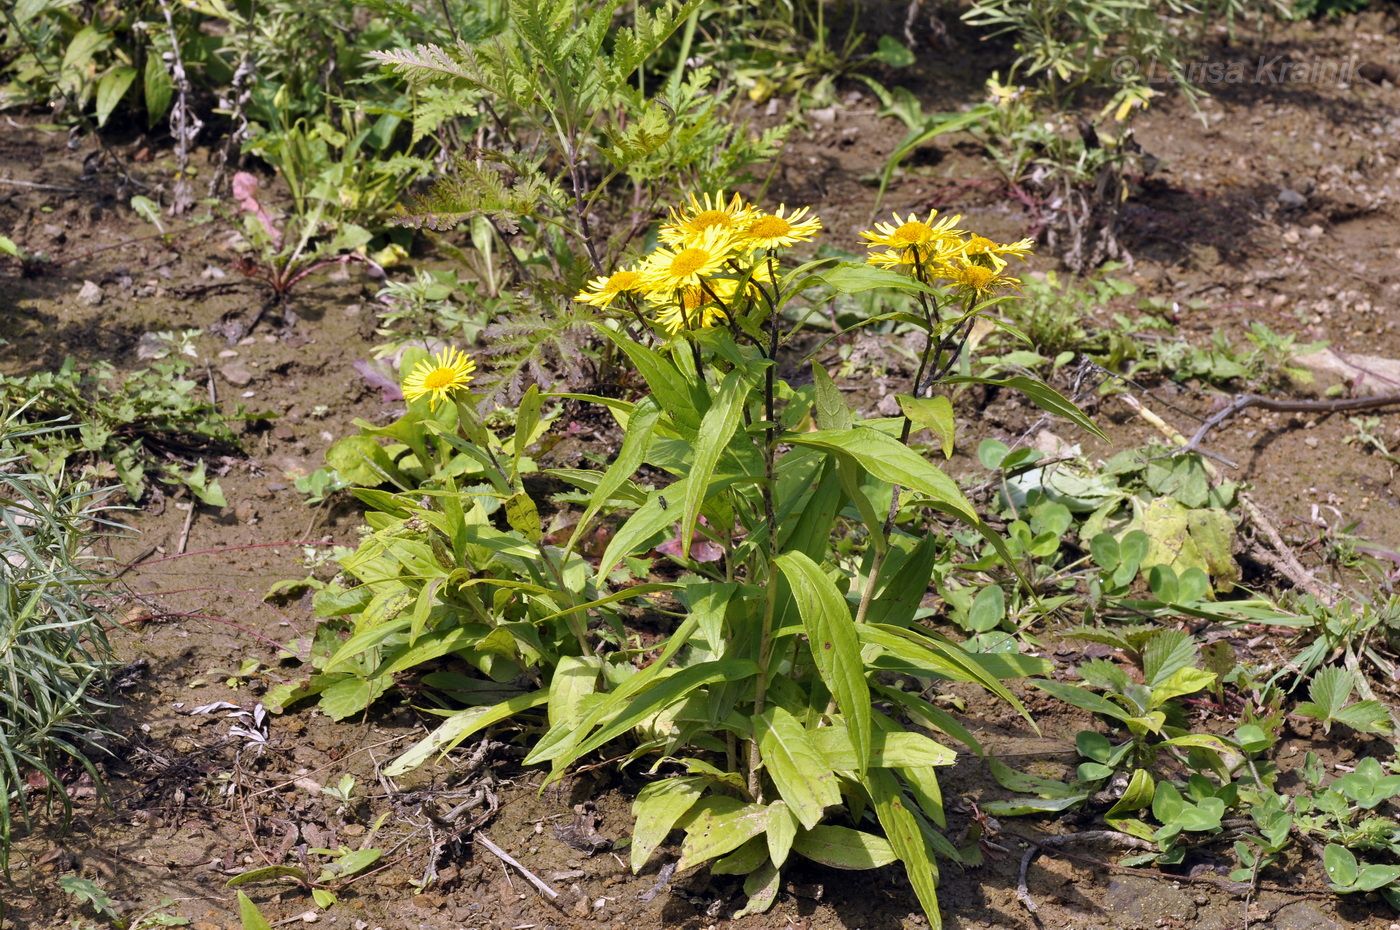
(892, 221, 932, 247)
(964, 235, 995, 254)
(670, 248, 710, 277)
(689, 210, 732, 230)
(421, 367, 458, 390)
(608, 270, 640, 292)
(749, 215, 792, 239)
(959, 265, 996, 290)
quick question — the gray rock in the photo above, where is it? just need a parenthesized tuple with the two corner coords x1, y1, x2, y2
(219, 362, 254, 387)
(1278, 188, 1308, 210)
(76, 280, 104, 307)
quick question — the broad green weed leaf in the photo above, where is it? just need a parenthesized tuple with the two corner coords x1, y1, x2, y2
(1141, 630, 1198, 688)
(792, 825, 897, 869)
(678, 797, 769, 871)
(144, 54, 172, 125)
(96, 65, 137, 127)
(548, 656, 600, 730)
(869, 769, 942, 929)
(385, 691, 546, 776)
(631, 776, 706, 871)
(765, 801, 799, 867)
(1149, 667, 1215, 707)
(1324, 844, 1359, 889)
(754, 707, 840, 829)
(237, 892, 273, 930)
(566, 397, 659, 553)
(735, 858, 781, 918)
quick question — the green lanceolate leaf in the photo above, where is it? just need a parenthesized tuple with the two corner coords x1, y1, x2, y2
(943, 375, 1105, 440)
(682, 367, 750, 559)
(735, 858, 781, 918)
(548, 655, 601, 731)
(898, 395, 955, 458)
(868, 768, 942, 929)
(811, 363, 853, 430)
(777, 457, 843, 562)
(793, 824, 898, 869)
(810, 723, 956, 771)
(754, 706, 841, 829)
(866, 535, 939, 628)
(596, 326, 705, 432)
(815, 263, 941, 297)
(533, 659, 757, 778)
(631, 776, 707, 872)
(513, 383, 543, 476)
(678, 796, 770, 871)
(566, 397, 660, 554)
(785, 427, 976, 524)
(527, 614, 700, 765)
(143, 53, 172, 126)
(774, 551, 871, 776)
(237, 892, 273, 930)
(95, 65, 137, 127)
(384, 690, 547, 776)
(765, 801, 799, 867)
(861, 624, 1034, 724)
(811, 364, 887, 548)
(595, 474, 691, 580)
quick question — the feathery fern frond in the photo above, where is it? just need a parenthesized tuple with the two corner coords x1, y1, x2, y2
(610, 0, 706, 79)
(396, 159, 558, 232)
(371, 42, 478, 85)
(477, 299, 599, 406)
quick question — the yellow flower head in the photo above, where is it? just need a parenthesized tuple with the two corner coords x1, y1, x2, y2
(740, 205, 822, 251)
(639, 225, 737, 292)
(644, 261, 772, 308)
(575, 268, 644, 307)
(402, 347, 477, 409)
(860, 211, 964, 267)
(652, 286, 728, 335)
(960, 234, 1035, 272)
(940, 261, 1020, 298)
(659, 191, 756, 245)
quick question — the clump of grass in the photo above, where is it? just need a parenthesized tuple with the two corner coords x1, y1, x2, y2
(1, 412, 118, 870)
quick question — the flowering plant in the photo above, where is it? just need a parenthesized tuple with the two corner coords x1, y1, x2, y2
(291, 192, 1102, 925)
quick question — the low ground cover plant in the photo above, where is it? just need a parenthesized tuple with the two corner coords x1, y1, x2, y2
(0, 354, 245, 504)
(0, 415, 117, 871)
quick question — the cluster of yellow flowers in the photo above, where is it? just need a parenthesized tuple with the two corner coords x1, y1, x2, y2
(860, 210, 1034, 297)
(403, 196, 1038, 406)
(574, 192, 822, 334)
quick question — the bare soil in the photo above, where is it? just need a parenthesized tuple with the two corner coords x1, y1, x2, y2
(2, 10, 1400, 929)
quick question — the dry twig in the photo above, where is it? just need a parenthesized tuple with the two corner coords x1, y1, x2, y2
(1183, 391, 1400, 460)
(475, 834, 560, 903)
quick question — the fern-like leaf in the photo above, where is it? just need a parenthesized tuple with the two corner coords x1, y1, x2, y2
(396, 159, 555, 232)
(371, 43, 478, 85)
(477, 300, 598, 406)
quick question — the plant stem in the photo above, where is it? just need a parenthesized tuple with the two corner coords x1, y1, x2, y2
(749, 255, 783, 802)
(747, 571, 778, 802)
